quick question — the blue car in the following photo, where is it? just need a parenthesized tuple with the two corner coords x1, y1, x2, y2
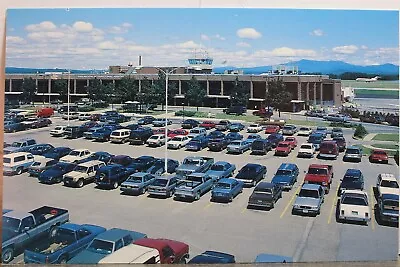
(271, 163, 299, 190)
(77, 151, 114, 165)
(225, 132, 243, 143)
(211, 178, 244, 202)
(95, 164, 130, 189)
(267, 133, 284, 148)
(189, 251, 236, 264)
(185, 136, 209, 151)
(244, 134, 262, 144)
(43, 147, 72, 160)
(229, 123, 245, 132)
(24, 223, 106, 264)
(308, 133, 325, 150)
(38, 162, 76, 184)
(206, 130, 225, 140)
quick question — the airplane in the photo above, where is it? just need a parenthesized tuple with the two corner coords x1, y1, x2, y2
(355, 76, 380, 82)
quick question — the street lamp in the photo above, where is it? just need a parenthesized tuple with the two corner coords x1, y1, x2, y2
(67, 70, 71, 126)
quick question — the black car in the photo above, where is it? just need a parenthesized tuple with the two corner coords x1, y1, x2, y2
(206, 130, 225, 140)
(223, 105, 247, 115)
(43, 147, 72, 160)
(251, 139, 272, 155)
(64, 126, 85, 139)
(146, 158, 180, 175)
(189, 251, 236, 264)
(235, 163, 267, 187)
(24, 143, 55, 155)
(95, 164, 130, 189)
(267, 133, 284, 148)
(125, 124, 141, 131)
(181, 119, 200, 129)
(38, 162, 76, 184)
(137, 116, 155, 125)
(208, 138, 229, 152)
(77, 151, 114, 165)
(225, 132, 243, 143)
(377, 193, 399, 225)
(126, 156, 156, 173)
(129, 127, 154, 145)
(247, 182, 283, 209)
(110, 155, 134, 167)
(338, 169, 365, 196)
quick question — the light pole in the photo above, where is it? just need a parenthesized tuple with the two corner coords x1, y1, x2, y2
(67, 70, 71, 126)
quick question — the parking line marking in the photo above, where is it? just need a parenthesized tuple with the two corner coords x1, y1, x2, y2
(241, 207, 247, 214)
(327, 184, 340, 224)
(280, 183, 302, 218)
(204, 202, 213, 209)
(369, 186, 375, 231)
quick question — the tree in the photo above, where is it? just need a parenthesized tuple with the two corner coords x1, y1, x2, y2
(53, 79, 68, 101)
(229, 77, 249, 107)
(21, 77, 36, 104)
(137, 78, 156, 109)
(186, 76, 206, 111)
(115, 76, 138, 103)
(152, 71, 178, 110)
(265, 79, 293, 117)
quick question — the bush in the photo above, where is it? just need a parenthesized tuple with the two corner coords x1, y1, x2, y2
(92, 102, 109, 108)
(329, 122, 356, 128)
(175, 110, 197, 117)
(78, 106, 95, 112)
(354, 124, 368, 138)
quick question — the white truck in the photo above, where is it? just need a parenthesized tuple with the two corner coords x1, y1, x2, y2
(98, 244, 160, 264)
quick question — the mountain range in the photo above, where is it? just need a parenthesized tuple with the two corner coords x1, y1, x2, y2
(5, 59, 399, 75)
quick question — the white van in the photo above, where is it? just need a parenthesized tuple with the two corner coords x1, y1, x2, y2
(188, 127, 207, 139)
(98, 244, 160, 264)
(110, 129, 131, 143)
(3, 152, 35, 175)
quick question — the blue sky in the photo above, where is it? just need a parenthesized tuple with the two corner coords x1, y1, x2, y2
(5, 8, 399, 69)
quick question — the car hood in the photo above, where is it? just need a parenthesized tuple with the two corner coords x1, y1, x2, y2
(272, 175, 292, 184)
(294, 197, 320, 207)
(64, 171, 85, 178)
(177, 165, 197, 171)
(60, 155, 79, 162)
(340, 180, 362, 189)
(4, 147, 20, 153)
(39, 169, 63, 179)
(168, 141, 184, 145)
(2, 228, 19, 242)
(205, 170, 224, 178)
(299, 149, 312, 153)
(380, 187, 399, 195)
(67, 250, 108, 264)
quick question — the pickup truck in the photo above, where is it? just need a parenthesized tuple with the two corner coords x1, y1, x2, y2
(134, 238, 190, 264)
(174, 173, 214, 201)
(2, 206, 69, 263)
(175, 156, 214, 178)
(24, 223, 106, 264)
(304, 164, 333, 193)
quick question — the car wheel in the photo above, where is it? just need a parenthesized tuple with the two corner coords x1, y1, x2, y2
(112, 181, 119, 189)
(271, 202, 275, 208)
(251, 180, 256, 187)
(49, 225, 58, 238)
(195, 191, 200, 200)
(15, 167, 23, 175)
(229, 195, 233, 202)
(2, 247, 14, 264)
(59, 256, 68, 264)
(77, 179, 84, 188)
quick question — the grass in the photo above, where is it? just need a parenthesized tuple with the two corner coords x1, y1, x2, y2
(371, 143, 399, 150)
(372, 133, 399, 142)
(354, 89, 399, 98)
(342, 80, 399, 89)
(285, 119, 329, 127)
(362, 146, 397, 157)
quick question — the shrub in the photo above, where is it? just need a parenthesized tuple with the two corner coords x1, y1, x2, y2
(92, 102, 109, 108)
(78, 106, 95, 112)
(175, 110, 197, 117)
(329, 122, 356, 128)
(354, 124, 368, 138)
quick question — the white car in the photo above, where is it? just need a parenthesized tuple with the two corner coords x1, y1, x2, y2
(59, 149, 92, 163)
(50, 126, 67, 137)
(78, 113, 92, 121)
(146, 134, 166, 147)
(247, 124, 263, 133)
(188, 127, 207, 139)
(297, 143, 315, 158)
(62, 112, 79, 120)
(376, 173, 399, 197)
(167, 135, 190, 149)
(110, 129, 131, 143)
(297, 127, 312, 136)
(338, 190, 371, 225)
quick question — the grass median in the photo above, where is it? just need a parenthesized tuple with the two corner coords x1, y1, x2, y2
(372, 133, 399, 142)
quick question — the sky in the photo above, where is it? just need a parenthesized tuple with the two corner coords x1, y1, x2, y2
(5, 8, 399, 69)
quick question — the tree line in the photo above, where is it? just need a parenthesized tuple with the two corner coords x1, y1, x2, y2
(302, 72, 398, 80)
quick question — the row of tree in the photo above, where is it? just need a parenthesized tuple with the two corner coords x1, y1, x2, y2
(19, 74, 292, 112)
(302, 72, 398, 81)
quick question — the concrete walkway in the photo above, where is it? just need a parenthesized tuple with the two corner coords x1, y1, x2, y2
(363, 133, 377, 141)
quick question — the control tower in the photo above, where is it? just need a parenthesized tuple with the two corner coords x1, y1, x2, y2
(186, 50, 213, 74)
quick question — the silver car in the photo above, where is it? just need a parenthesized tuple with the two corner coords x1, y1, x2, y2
(147, 176, 179, 198)
(292, 184, 325, 216)
(227, 140, 251, 154)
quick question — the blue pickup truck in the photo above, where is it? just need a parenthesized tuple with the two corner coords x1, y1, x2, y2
(24, 223, 106, 264)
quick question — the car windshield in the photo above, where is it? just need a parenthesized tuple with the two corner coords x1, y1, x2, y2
(343, 174, 360, 181)
(172, 137, 183, 141)
(299, 128, 309, 131)
(87, 239, 114, 254)
(301, 145, 312, 149)
(152, 179, 168, 187)
(342, 196, 367, 206)
(112, 132, 121, 136)
(31, 161, 41, 167)
(52, 228, 76, 245)
(317, 127, 327, 131)
(374, 151, 387, 155)
(219, 121, 228, 125)
(11, 142, 23, 147)
(299, 189, 319, 198)
(149, 136, 159, 140)
(55, 127, 63, 130)
(211, 165, 225, 171)
(308, 136, 321, 142)
(381, 180, 399, 188)
(276, 170, 292, 176)
(2, 216, 20, 231)
(308, 168, 328, 175)
(248, 135, 258, 140)
(74, 166, 88, 173)
(346, 148, 360, 154)
(127, 176, 143, 183)
(190, 140, 201, 144)
(278, 143, 289, 148)
(3, 158, 11, 164)
(69, 151, 81, 156)
(230, 141, 241, 146)
(249, 124, 258, 127)
(191, 130, 200, 134)
(215, 182, 231, 190)
(383, 199, 399, 209)
(184, 159, 200, 165)
(255, 188, 272, 194)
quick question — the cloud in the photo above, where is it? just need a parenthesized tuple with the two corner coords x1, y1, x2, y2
(268, 47, 317, 57)
(200, 34, 210, 41)
(25, 21, 57, 32)
(114, 37, 125, 42)
(6, 36, 25, 44)
(332, 45, 358, 54)
(236, 28, 262, 39)
(361, 45, 368, 50)
(236, 42, 251, 48)
(73, 21, 93, 32)
(122, 22, 132, 28)
(215, 34, 226, 41)
(176, 40, 201, 49)
(97, 41, 119, 50)
(310, 29, 324, 36)
(108, 23, 133, 34)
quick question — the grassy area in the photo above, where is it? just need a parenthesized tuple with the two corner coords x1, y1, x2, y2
(285, 119, 329, 127)
(354, 89, 399, 98)
(372, 133, 399, 142)
(362, 146, 397, 156)
(342, 80, 399, 89)
(215, 113, 260, 122)
(371, 143, 399, 150)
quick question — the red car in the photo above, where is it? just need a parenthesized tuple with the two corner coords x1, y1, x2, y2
(168, 129, 189, 139)
(369, 149, 389, 164)
(265, 125, 280, 134)
(274, 141, 292, 156)
(284, 136, 297, 148)
(90, 113, 101, 121)
(153, 128, 173, 135)
(199, 120, 216, 130)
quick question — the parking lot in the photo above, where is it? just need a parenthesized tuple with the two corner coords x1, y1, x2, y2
(3, 116, 399, 263)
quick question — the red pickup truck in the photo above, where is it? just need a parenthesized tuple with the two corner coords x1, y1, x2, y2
(134, 238, 189, 264)
(304, 164, 333, 193)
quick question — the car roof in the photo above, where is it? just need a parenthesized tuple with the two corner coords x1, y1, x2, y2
(373, 149, 387, 153)
(300, 143, 313, 146)
(113, 155, 131, 159)
(301, 184, 321, 190)
(78, 160, 104, 167)
(243, 163, 262, 168)
(129, 172, 151, 177)
(4, 151, 32, 157)
(379, 173, 397, 181)
(72, 148, 89, 152)
(278, 163, 297, 170)
(59, 223, 83, 231)
(95, 228, 136, 241)
(381, 193, 399, 201)
(345, 169, 362, 176)
(256, 182, 274, 189)
(347, 145, 361, 150)
(3, 210, 32, 220)
(213, 161, 229, 165)
(342, 190, 368, 197)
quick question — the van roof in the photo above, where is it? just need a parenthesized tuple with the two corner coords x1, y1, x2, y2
(4, 151, 32, 158)
(98, 244, 159, 264)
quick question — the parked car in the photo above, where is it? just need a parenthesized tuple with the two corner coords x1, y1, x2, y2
(38, 162, 77, 184)
(369, 149, 389, 164)
(376, 173, 399, 198)
(24, 223, 106, 264)
(98, 243, 160, 264)
(4, 138, 37, 154)
(62, 112, 79, 120)
(83, 126, 104, 139)
(267, 133, 284, 148)
(208, 138, 229, 152)
(78, 113, 92, 121)
(247, 182, 283, 209)
(271, 163, 299, 190)
(147, 176, 180, 198)
(21, 118, 40, 129)
(229, 122, 245, 132)
(60, 149, 92, 163)
(175, 156, 214, 178)
(153, 128, 172, 136)
(43, 146, 72, 160)
(64, 126, 85, 139)
(27, 156, 58, 177)
(331, 127, 344, 138)
(120, 172, 156, 195)
(189, 251, 235, 264)
(185, 136, 209, 151)
(206, 130, 225, 140)
(252, 107, 273, 117)
(224, 105, 247, 115)
(251, 139, 272, 155)
(63, 160, 106, 188)
(343, 146, 363, 162)
(77, 151, 114, 165)
(25, 143, 55, 156)
(94, 164, 130, 189)
(235, 163, 267, 187)
(188, 127, 207, 139)
(31, 118, 52, 128)
(129, 127, 154, 145)
(297, 143, 315, 158)
(174, 173, 214, 201)
(36, 107, 54, 118)
(304, 164, 333, 193)
(91, 127, 115, 142)
(245, 133, 262, 144)
(146, 158, 179, 175)
(292, 184, 325, 216)
(297, 127, 312, 136)
(126, 156, 156, 173)
(50, 126, 67, 137)
(181, 119, 200, 129)
(318, 140, 339, 159)
(168, 129, 189, 139)
(377, 193, 399, 224)
(124, 123, 141, 131)
(314, 126, 328, 138)
(133, 238, 189, 264)
(215, 120, 231, 131)
(227, 140, 251, 154)
(4, 121, 26, 133)
(337, 190, 371, 225)
(167, 135, 190, 149)
(152, 119, 172, 127)
(284, 136, 297, 148)
(225, 132, 243, 143)
(274, 141, 292, 156)
(137, 116, 156, 125)
(211, 178, 243, 202)
(205, 161, 236, 181)
(338, 169, 365, 196)
(109, 129, 131, 143)
(282, 124, 297, 135)
(110, 155, 134, 167)
(199, 121, 216, 130)
(264, 125, 280, 134)
(146, 134, 166, 147)
(67, 228, 147, 264)
(325, 113, 349, 123)
(308, 133, 325, 151)
(3, 152, 34, 175)
(333, 137, 346, 152)
(247, 124, 263, 133)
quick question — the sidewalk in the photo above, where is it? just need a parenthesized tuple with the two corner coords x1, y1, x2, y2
(363, 133, 377, 141)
